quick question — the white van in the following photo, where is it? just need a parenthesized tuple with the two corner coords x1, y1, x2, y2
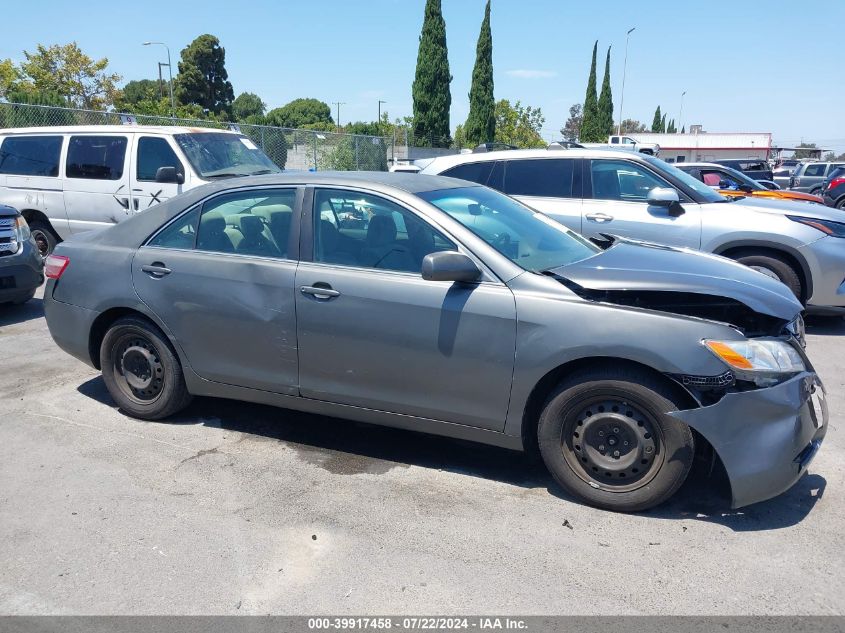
(0, 125, 281, 255)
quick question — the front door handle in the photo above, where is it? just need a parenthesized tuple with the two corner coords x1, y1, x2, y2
(586, 212, 614, 223)
(300, 285, 340, 299)
(141, 263, 172, 278)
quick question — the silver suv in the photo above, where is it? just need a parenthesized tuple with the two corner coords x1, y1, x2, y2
(421, 148, 845, 314)
(790, 161, 845, 194)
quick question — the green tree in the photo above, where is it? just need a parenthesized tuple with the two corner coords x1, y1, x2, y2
(119, 79, 162, 105)
(596, 46, 614, 138)
(232, 92, 265, 121)
(345, 121, 381, 136)
(1, 90, 73, 127)
(620, 118, 647, 133)
(0, 59, 22, 98)
(579, 42, 601, 142)
(660, 113, 667, 133)
(651, 106, 662, 132)
(560, 103, 582, 141)
(667, 119, 676, 133)
(175, 34, 234, 115)
(464, 0, 494, 146)
(681, 125, 685, 133)
(412, 0, 452, 147)
(321, 135, 388, 171)
(266, 98, 333, 129)
(453, 123, 467, 149)
(494, 99, 545, 148)
(18, 42, 121, 109)
(793, 142, 818, 159)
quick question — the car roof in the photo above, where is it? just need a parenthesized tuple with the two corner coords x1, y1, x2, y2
(673, 162, 726, 169)
(422, 147, 652, 172)
(222, 171, 468, 194)
(0, 125, 240, 136)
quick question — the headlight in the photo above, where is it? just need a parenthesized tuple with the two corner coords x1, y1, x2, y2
(703, 339, 805, 387)
(787, 215, 845, 238)
(15, 215, 31, 242)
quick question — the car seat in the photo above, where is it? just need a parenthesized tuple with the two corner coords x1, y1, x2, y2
(196, 211, 235, 253)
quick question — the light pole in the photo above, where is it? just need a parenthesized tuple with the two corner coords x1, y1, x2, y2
(332, 101, 346, 132)
(143, 41, 175, 117)
(378, 100, 387, 124)
(616, 27, 636, 136)
(678, 91, 686, 133)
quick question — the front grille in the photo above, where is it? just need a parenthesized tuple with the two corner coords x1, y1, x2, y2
(680, 371, 735, 389)
(0, 217, 18, 257)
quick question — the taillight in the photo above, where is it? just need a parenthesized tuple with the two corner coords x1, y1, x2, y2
(44, 254, 70, 279)
(829, 177, 845, 191)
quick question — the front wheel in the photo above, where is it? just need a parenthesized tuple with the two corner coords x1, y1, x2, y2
(28, 221, 59, 258)
(733, 251, 802, 300)
(100, 316, 192, 420)
(538, 367, 694, 512)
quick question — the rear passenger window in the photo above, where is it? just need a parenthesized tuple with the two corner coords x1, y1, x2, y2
(804, 164, 826, 177)
(196, 188, 296, 258)
(0, 135, 63, 177)
(504, 159, 575, 198)
(66, 136, 127, 180)
(442, 162, 495, 185)
(137, 137, 183, 181)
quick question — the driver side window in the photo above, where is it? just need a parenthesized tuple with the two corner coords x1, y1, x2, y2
(590, 160, 670, 202)
(312, 189, 455, 273)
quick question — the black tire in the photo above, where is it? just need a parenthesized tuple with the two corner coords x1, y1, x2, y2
(100, 316, 192, 420)
(537, 366, 694, 512)
(836, 197, 845, 210)
(28, 221, 58, 258)
(733, 251, 802, 300)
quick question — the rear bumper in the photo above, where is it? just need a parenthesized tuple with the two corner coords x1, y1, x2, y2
(0, 242, 44, 303)
(670, 372, 827, 508)
(43, 281, 99, 368)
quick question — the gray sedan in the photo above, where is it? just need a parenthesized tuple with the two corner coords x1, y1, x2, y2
(42, 173, 827, 512)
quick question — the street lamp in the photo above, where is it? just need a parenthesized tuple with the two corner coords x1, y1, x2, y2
(679, 91, 687, 133)
(616, 27, 636, 136)
(142, 41, 175, 117)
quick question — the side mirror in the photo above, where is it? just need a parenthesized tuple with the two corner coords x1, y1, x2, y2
(421, 251, 481, 283)
(155, 166, 185, 184)
(647, 187, 685, 217)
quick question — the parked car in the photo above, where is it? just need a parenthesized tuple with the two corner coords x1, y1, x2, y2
(582, 135, 660, 156)
(821, 167, 845, 209)
(772, 167, 795, 189)
(713, 159, 773, 182)
(674, 162, 823, 204)
(0, 125, 282, 257)
(790, 161, 845, 194)
(756, 180, 781, 191)
(42, 172, 825, 512)
(421, 148, 845, 313)
(0, 204, 44, 304)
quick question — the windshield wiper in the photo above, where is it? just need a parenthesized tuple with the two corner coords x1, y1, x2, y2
(204, 172, 247, 180)
(249, 169, 276, 176)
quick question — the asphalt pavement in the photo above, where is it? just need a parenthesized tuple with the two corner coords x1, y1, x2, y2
(1, 286, 843, 615)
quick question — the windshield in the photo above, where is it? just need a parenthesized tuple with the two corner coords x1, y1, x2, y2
(714, 165, 765, 191)
(174, 132, 281, 179)
(640, 155, 727, 203)
(418, 186, 600, 273)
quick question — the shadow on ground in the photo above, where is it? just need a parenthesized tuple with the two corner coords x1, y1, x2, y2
(0, 297, 44, 327)
(805, 315, 845, 336)
(78, 375, 824, 532)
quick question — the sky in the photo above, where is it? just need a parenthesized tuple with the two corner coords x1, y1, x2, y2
(2, 0, 843, 154)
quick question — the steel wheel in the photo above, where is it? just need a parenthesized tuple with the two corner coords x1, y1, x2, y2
(111, 334, 165, 403)
(562, 396, 664, 492)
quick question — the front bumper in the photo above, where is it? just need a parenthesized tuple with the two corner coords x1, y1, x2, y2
(798, 236, 845, 312)
(0, 241, 44, 303)
(670, 372, 827, 508)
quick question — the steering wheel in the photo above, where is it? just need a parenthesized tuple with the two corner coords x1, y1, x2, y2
(492, 232, 511, 248)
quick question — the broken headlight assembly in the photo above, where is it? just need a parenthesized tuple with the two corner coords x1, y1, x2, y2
(703, 338, 805, 388)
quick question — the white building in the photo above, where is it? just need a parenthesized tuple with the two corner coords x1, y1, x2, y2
(626, 129, 772, 164)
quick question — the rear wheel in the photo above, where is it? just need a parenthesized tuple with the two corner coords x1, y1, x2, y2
(836, 197, 845, 210)
(100, 316, 192, 420)
(28, 221, 58, 258)
(537, 366, 694, 512)
(732, 251, 802, 300)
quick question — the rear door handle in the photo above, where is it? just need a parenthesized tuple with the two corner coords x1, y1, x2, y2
(141, 263, 172, 278)
(300, 285, 340, 299)
(586, 212, 614, 223)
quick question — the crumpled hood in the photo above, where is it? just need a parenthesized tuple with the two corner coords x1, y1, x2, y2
(548, 240, 802, 322)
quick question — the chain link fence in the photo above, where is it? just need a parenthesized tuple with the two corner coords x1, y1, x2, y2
(0, 102, 405, 171)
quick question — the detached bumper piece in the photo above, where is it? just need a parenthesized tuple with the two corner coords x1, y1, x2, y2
(670, 372, 827, 508)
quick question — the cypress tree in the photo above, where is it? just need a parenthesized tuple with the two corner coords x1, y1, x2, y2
(580, 41, 600, 142)
(412, 0, 452, 148)
(660, 113, 667, 133)
(681, 125, 686, 133)
(597, 46, 614, 138)
(651, 106, 662, 132)
(464, 0, 495, 147)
